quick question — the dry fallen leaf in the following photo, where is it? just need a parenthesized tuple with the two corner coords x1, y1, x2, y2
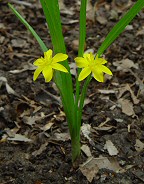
(86, 0, 95, 22)
(93, 117, 115, 131)
(22, 113, 54, 127)
(134, 139, 144, 152)
(53, 132, 70, 141)
(5, 127, 19, 137)
(113, 58, 139, 72)
(10, 0, 33, 7)
(104, 140, 119, 156)
(0, 36, 5, 44)
(32, 142, 49, 157)
(94, 117, 116, 131)
(0, 76, 18, 96)
(112, 0, 132, 13)
(59, 0, 74, 15)
(40, 122, 54, 132)
(58, 0, 65, 10)
(132, 170, 144, 182)
(11, 38, 28, 48)
(9, 62, 36, 74)
(69, 62, 77, 76)
(110, 9, 118, 20)
(7, 134, 32, 142)
(81, 144, 92, 157)
(98, 89, 117, 94)
(95, 126, 114, 131)
(83, 98, 91, 107)
(23, 116, 37, 126)
(118, 84, 139, 104)
(96, 16, 107, 25)
(125, 25, 133, 31)
(5, 83, 16, 95)
(81, 124, 92, 142)
(118, 98, 135, 116)
(136, 26, 144, 36)
(80, 156, 124, 182)
(80, 157, 99, 183)
(96, 156, 124, 172)
(129, 69, 144, 96)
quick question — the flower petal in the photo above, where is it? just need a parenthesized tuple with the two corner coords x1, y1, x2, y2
(90, 52, 94, 61)
(92, 67, 104, 82)
(33, 67, 43, 81)
(93, 71, 104, 82)
(75, 57, 89, 68)
(33, 58, 45, 66)
(44, 49, 52, 60)
(95, 55, 107, 64)
(99, 65, 112, 75)
(42, 66, 53, 82)
(51, 63, 68, 73)
(78, 67, 91, 81)
(52, 53, 68, 63)
(83, 53, 90, 60)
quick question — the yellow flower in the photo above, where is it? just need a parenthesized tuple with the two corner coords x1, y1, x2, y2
(74, 53, 112, 82)
(33, 49, 68, 82)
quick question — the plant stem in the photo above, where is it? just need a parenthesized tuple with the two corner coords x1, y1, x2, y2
(71, 132, 81, 163)
(75, 0, 87, 108)
(78, 75, 92, 127)
(72, 0, 87, 163)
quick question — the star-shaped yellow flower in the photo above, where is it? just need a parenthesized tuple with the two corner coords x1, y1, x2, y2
(33, 49, 68, 82)
(74, 53, 112, 82)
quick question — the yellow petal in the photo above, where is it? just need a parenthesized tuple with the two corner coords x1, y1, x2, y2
(78, 67, 91, 81)
(91, 67, 104, 82)
(95, 55, 107, 64)
(33, 58, 45, 66)
(42, 66, 53, 82)
(75, 57, 89, 68)
(83, 53, 90, 60)
(44, 49, 52, 60)
(90, 52, 94, 61)
(52, 63, 68, 73)
(52, 53, 68, 63)
(33, 67, 43, 81)
(93, 71, 104, 82)
(99, 65, 112, 75)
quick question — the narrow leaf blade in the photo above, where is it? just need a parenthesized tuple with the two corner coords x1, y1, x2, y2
(97, 0, 144, 56)
(8, 3, 48, 52)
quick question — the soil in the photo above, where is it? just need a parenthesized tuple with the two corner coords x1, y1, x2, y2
(0, 0, 144, 184)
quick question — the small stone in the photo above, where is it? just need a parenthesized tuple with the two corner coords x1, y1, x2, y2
(72, 39, 86, 52)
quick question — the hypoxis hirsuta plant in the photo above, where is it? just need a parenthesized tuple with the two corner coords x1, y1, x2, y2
(9, 0, 144, 163)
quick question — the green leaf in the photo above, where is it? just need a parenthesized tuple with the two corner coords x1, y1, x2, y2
(97, 0, 144, 56)
(40, 0, 75, 135)
(78, 0, 87, 57)
(8, 3, 48, 52)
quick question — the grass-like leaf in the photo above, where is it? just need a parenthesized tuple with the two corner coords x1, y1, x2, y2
(40, 0, 75, 135)
(97, 0, 144, 56)
(8, 3, 48, 52)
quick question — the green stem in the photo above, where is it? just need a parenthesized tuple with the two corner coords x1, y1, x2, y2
(71, 132, 81, 163)
(75, 0, 87, 108)
(72, 76, 91, 163)
(78, 75, 92, 126)
(72, 0, 87, 163)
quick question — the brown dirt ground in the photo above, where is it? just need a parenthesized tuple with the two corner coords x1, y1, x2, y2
(0, 0, 144, 183)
